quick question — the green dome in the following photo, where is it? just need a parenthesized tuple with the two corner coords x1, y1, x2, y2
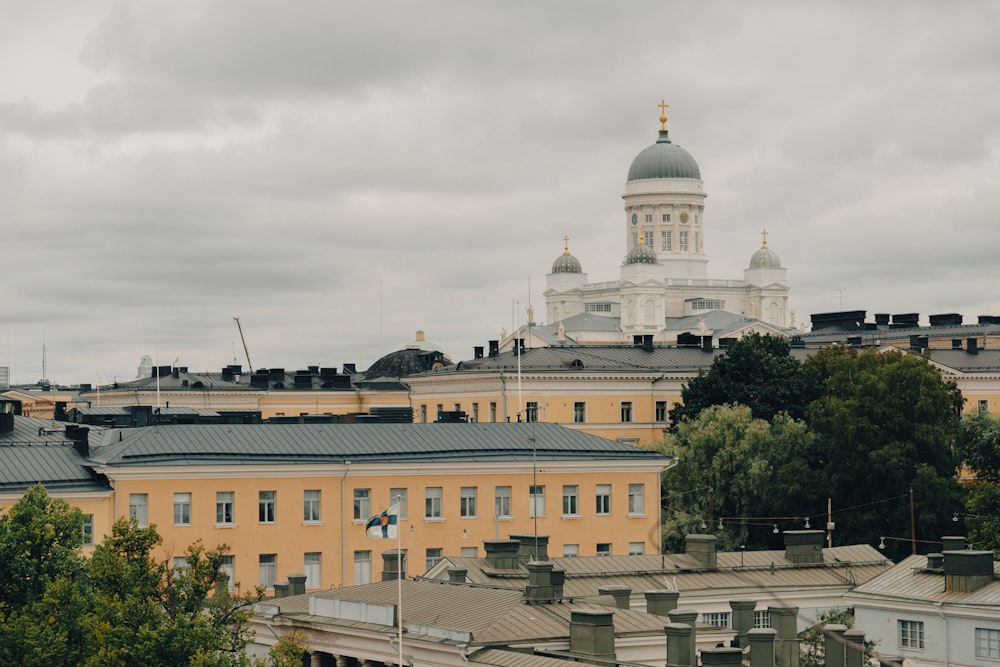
(625, 241, 658, 265)
(627, 130, 701, 181)
(552, 250, 582, 274)
(749, 245, 782, 269)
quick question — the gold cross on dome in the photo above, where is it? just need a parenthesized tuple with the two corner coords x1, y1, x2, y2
(658, 99, 669, 130)
(761, 227, 769, 248)
(563, 235, 571, 253)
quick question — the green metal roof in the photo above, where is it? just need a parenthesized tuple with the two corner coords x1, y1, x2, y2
(627, 130, 701, 181)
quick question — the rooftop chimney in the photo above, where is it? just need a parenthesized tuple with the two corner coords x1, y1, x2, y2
(569, 610, 616, 663)
(484, 540, 521, 569)
(598, 585, 631, 609)
(65, 425, 90, 458)
(381, 549, 407, 581)
(510, 534, 549, 563)
(943, 550, 994, 593)
(730, 599, 756, 648)
(685, 533, 717, 567)
(664, 623, 694, 667)
(287, 573, 307, 596)
(784, 529, 825, 564)
(668, 610, 698, 665)
(769, 606, 800, 667)
(645, 589, 680, 616)
(273, 582, 289, 598)
(525, 561, 559, 603)
(473, 346, 484, 359)
(700, 646, 743, 666)
(748, 629, 777, 667)
(488, 340, 499, 357)
(942, 535, 966, 551)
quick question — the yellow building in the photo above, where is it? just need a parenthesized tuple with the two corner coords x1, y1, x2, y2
(1, 416, 671, 591)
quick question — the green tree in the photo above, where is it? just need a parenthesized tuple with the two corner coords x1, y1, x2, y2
(660, 404, 816, 551)
(0, 484, 85, 612)
(668, 333, 818, 427)
(956, 411, 1000, 554)
(804, 346, 964, 558)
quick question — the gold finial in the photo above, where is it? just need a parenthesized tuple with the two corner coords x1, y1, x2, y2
(761, 228, 768, 248)
(563, 235, 571, 254)
(658, 99, 669, 130)
(638, 234, 646, 245)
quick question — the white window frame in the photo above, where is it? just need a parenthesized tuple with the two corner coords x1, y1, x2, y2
(529, 485, 545, 518)
(82, 514, 94, 546)
(628, 484, 645, 515)
(216, 491, 235, 525)
(390, 488, 408, 519)
(353, 488, 371, 522)
(596, 543, 611, 557)
(525, 401, 538, 422)
(563, 485, 579, 516)
(898, 619, 925, 650)
(258, 490, 276, 524)
(573, 401, 586, 423)
(303, 489, 321, 523)
(495, 486, 512, 518)
(354, 550, 372, 585)
(596, 484, 611, 515)
(129, 493, 148, 527)
(259, 554, 276, 589)
(680, 230, 689, 252)
(620, 401, 633, 423)
(628, 542, 645, 555)
(460, 486, 477, 518)
(976, 627, 1000, 659)
(174, 492, 191, 526)
(219, 555, 235, 592)
(425, 487, 443, 519)
(702, 612, 731, 628)
(563, 544, 579, 558)
(304, 552, 322, 589)
(426, 547, 443, 570)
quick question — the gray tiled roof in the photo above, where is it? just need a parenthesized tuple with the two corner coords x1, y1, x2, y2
(0, 417, 109, 493)
(88, 422, 672, 467)
(848, 554, 1000, 606)
(447, 346, 728, 374)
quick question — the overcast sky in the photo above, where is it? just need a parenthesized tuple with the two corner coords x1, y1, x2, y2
(2, 1, 998, 385)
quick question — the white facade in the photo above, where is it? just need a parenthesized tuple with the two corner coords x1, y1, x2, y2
(545, 113, 791, 330)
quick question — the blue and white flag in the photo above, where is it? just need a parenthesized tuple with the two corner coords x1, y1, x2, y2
(365, 505, 399, 539)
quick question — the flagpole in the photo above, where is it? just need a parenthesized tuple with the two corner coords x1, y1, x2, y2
(396, 498, 403, 667)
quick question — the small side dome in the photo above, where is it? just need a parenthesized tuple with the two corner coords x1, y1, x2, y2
(551, 239, 582, 273)
(625, 237, 658, 265)
(749, 232, 782, 268)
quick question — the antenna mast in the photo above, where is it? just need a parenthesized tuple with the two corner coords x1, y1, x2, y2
(233, 317, 254, 371)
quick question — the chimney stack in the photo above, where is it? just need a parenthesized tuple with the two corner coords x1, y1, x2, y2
(645, 589, 680, 616)
(769, 606, 800, 667)
(525, 561, 559, 603)
(484, 540, 521, 569)
(664, 623, 694, 667)
(748, 628, 777, 667)
(729, 599, 756, 648)
(381, 550, 407, 581)
(784, 529, 825, 564)
(598, 585, 631, 609)
(943, 550, 994, 593)
(685, 534, 718, 567)
(569, 610, 616, 663)
(287, 573, 307, 596)
(511, 534, 549, 563)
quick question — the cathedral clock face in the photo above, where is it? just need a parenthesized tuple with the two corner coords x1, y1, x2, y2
(679, 212, 689, 224)
(631, 213, 638, 225)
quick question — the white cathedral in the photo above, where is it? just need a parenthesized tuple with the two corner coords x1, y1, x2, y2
(541, 103, 791, 344)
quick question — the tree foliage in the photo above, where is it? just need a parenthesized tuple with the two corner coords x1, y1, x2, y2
(956, 411, 1000, 555)
(669, 333, 819, 427)
(0, 485, 302, 667)
(661, 344, 965, 558)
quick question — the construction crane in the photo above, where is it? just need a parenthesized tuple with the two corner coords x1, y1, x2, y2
(233, 317, 253, 372)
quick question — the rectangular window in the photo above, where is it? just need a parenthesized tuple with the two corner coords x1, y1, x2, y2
(680, 231, 689, 252)
(563, 544, 579, 558)
(353, 488, 371, 521)
(663, 213, 670, 222)
(977, 627, 1000, 659)
(596, 543, 611, 557)
(620, 401, 633, 423)
(703, 612, 731, 628)
(562, 485, 579, 516)
(629, 542, 645, 555)
(628, 484, 645, 515)
(529, 485, 545, 518)
(258, 491, 276, 523)
(596, 484, 611, 515)
(643, 231, 654, 247)
(172, 556, 189, 579)
(425, 487, 442, 519)
(979, 399, 989, 413)
(573, 401, 586, 423)
(174, 492, 191, 526)
(661, 230, 671, 251)
(304, 552, 321, 589)
(389, 488, 408, 519)
(303, 489, 321, 522)
(754, 610, 770, 629)
(525, 401, 538, 422)
(460, 487, 477, 518)
(419, 405, 427, 423)
(460, 547, 478, 558)
(354, 550, 371, 585)
(489, 401, 497, 422)
(219, 555, 235, 592)
(82, 514, 94, 546)
(631, 231, 638, 247)
(495, 486, 512, 518)
(655, 400, 668, 422)
(259, 554, 276, 589)
(217, 491, 235, 524)
(471, 402, 479, 422)
(129, 493, 148, 527)
(898, 620, 925, 649)
(426, 548, 443, 570)
(645, 214, 652, 223)
(436, 404, 444, 420)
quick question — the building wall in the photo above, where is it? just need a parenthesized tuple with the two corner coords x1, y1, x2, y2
(103, 459, 664, 591)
